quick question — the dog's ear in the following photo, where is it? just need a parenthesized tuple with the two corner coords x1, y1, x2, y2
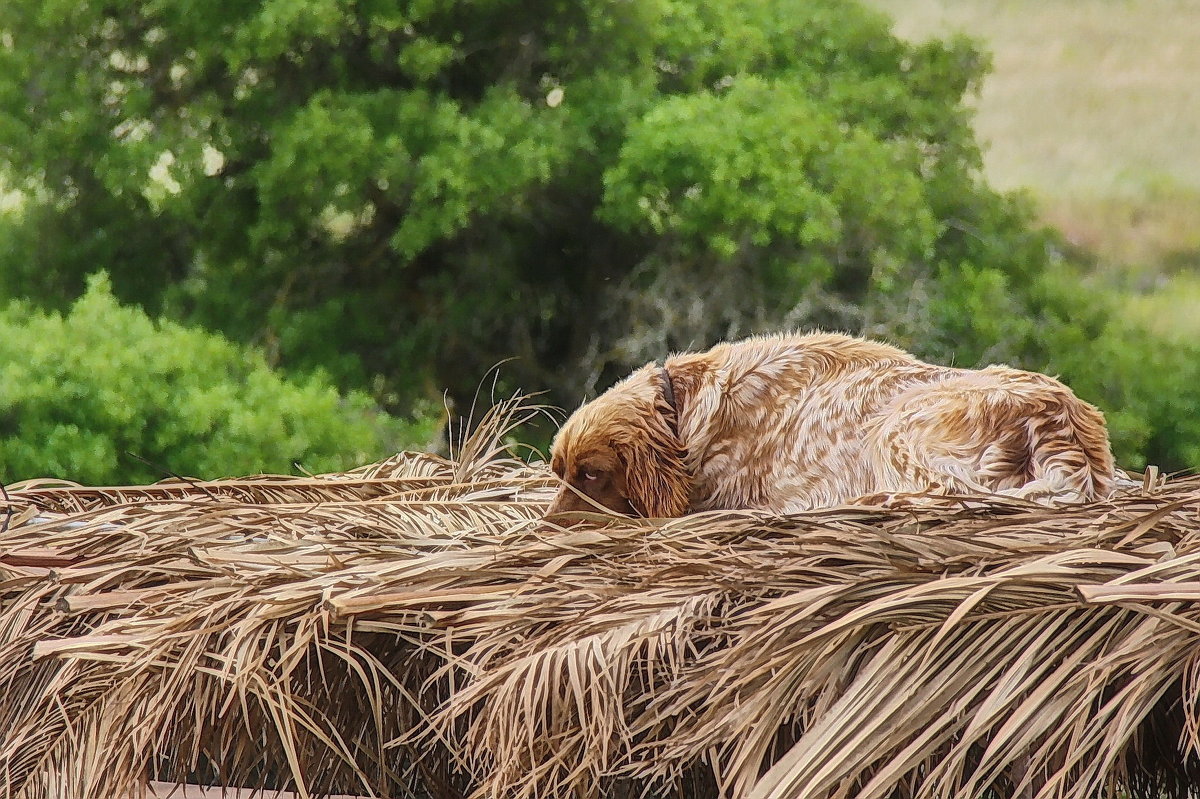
(615, 409, 690, 518)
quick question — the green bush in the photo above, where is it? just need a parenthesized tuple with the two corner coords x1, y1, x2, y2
(0, 274, 439, 484)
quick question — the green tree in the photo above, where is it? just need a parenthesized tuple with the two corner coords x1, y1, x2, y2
(0, 274, 438, 484)
(0, 0, 1034, 396)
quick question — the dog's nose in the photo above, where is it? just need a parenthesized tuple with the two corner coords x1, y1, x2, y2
(541, 486, 603, 529)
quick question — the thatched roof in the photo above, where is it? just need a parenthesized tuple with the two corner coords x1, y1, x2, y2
(3, 404, 1200, 799)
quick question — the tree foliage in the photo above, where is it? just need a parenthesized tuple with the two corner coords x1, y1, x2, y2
(0, 275, 437, 484)
(0, 0, 1020, 393)
(0, 0, 1195, 472)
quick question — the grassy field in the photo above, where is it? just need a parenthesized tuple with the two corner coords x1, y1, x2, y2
(865, 0, 1200, 336)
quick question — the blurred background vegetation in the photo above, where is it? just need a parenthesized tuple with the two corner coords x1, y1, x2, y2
(0, 0, 1196, 483)
(865, 0, 1200, 335)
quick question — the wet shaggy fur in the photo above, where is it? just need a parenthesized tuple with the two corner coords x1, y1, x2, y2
(547, 333, 1116, 519)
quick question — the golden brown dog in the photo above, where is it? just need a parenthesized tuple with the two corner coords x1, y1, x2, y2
(547, 332, 1116, 519)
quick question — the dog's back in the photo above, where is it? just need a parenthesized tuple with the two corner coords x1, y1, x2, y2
(865, 364, 1114, 505)
(671, 333, 1114, 511)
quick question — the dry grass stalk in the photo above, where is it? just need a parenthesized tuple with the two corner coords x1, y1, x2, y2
(2, 400, 1200, 798)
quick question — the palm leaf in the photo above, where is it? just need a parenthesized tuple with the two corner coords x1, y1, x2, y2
(3, 407, 1200, 798)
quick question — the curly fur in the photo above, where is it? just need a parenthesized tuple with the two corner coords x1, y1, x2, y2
(546, 332, 1117, 519)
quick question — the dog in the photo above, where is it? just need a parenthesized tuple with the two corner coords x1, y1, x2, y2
(546, 332, 1116, 519)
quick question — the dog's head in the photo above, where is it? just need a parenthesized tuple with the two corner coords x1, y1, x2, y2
(546, 365, 690, 522)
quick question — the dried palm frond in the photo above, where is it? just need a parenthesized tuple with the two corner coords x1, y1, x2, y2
(3, 403, 1200, 799)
